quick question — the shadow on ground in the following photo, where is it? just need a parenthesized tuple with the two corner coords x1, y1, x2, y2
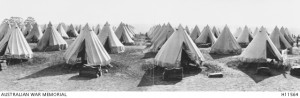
(137, 66, 202, 87)
(141, 52, 157, 59)
(18, 63, 78, 80)
(209, 53, 239, 59)
(226, 60, 287, 83)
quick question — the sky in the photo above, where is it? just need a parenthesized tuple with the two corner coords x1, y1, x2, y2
(0, 0, 299, 35)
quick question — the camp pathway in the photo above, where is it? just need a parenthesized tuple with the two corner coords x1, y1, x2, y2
(142, 63, 300, 91)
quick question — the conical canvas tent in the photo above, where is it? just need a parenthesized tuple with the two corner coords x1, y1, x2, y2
(234, 27, 242, 38)
(185, 26, 190, 35)
(212, 26, 220, 38)
(57, 24, 69, 39)
(94, 24, 101, 35)
(0, 23, 11, 41)
(42, 24, 47, 33)
(114, 23, 135, 44)
(195, 25, 216, 45)
(98, 22, 125, 53)
(23, 23, 33, 36)
(154, 25, 205, 69)
(123, 24, 134, 38)
(280, 27, 294, 45)
(269, 26, 292, 51)
(149, 25, 162, 39)
(77, 25, 82, 34)
(151, 24, 166, 42)
(66, 24, 79, 37)
(26, 23, 43, 43)
(210, 25, 242, 54)
(125, 24, 136, 36)
(237, 26, 253, 44)
(149, 23, 174, 52)
(64, 24, 111, 65)
(0, 23, 33, 59)
(151, 23, 172, 43)
(252, 27, 259, 37)
(60, 22, 68, 32)
(190, 25, 201, 41)
(240, 27, 282, 62)
(36, 22, 68, 51)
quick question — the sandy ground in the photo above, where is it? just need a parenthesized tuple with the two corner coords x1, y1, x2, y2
(0, 36, 300, 91)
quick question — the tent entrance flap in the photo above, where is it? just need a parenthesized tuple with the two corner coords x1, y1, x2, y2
(104, 38, 111, 53)
(249, 35, 253, 42)
(180, 43, 193, 66)
(206, 36, 212, 44)
(266, 41, 280, 61)
(77, 40, 86, 63)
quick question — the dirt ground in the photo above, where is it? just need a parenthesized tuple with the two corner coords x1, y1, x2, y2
(0, 36, 300, 91)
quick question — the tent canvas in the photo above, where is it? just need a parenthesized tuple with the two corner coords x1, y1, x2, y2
(280, 27, 294, 44)
(252, 27, 259, 37)
(234, 27, 242, 38)
(26, 23, 43, 42)
(0, 23, 11, 41)
(195, 25, 216, 44)
(269, 26, 292, 51)
(114, 23, 135, 44)
(66, 24, 79, 37)
(212, 26, 220, 38)
(185, 26, 190, 35)
(23, 23, 33, 36)
(64, 24, 111, 65)
(57, 23, 69, 39)
(98, 22, 125, 53)
(36, 22, 68, 51)
(240, 27, 282, 62)
(237, 26, 253, 44)
(94, 24, 101, 35)
(0, 23, 33, 59)
(154, 25, 205, 69)
(210, 25, 242, 54)
(190, 25, 201, 41)
(149, 23, 174, 52)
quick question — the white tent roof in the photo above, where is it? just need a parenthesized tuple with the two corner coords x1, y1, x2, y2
(190, 25, 201, 41)
(64, 23, 111, 65)
(0, 23, 11, 41)
(240, 27, 282, 62)
(0, 23, 33, 59)
(149, 23, 174, 52)
(237, 26, 253, 44)
(37, 22, 68, 51)
(280, 27, 294, 43)
(98, 22, 125, 53)
(23, 23, 32, 36)
(252, 27, 259, 37)
(57, 23, 69, 39)
(210, 25, 242, 54)
(269, 26, 292, 51)
(114, 23, 135, 44)
(154, 25, 205, 68)
(26, 23, 43, 42)
(67, 24, 79, 37)
(94, 24, 101, 35)
(185, 26, 190, 35)
(195, 25, 216, 44)
(234, 27, 242, 38)
(212, 26, 220, 38)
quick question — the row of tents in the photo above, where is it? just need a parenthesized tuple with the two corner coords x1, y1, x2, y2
(146, 23, 296, 68)
(0, 21, 138, 67)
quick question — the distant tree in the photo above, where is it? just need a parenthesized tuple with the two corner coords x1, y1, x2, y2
(9, 17, 24, 27)
(24, 17, 36, 25)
